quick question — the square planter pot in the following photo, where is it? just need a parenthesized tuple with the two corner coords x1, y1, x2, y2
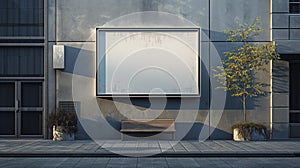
(233, 128, 266, 141)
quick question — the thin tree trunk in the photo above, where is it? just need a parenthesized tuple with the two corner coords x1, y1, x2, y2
(243, 95, 247, 123)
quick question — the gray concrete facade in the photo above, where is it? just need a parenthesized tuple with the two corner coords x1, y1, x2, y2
(271, 61, 289, 139)
(43, 0, 295, 140)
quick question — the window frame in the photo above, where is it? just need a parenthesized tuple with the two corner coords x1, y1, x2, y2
(290, 0, 300, 13)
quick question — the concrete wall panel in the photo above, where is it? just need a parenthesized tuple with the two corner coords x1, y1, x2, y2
(272, 14, 289, 29)
(56, 0, 209, 42)
(290, 16, 300, 28)
(272, 0, 289, 13)
(210, 0, 270, 41)
(290, 29, 300, 40)
(272, 93, 289, 108)
(158, 0, 209, 41)
(272, 29, 289, 40)
(272, 76, 289, 93)
(272, 108, 289, 123)
(272, 60, 289, 93)
(272, 60, 289, 78)
(272, 123, 289, 139)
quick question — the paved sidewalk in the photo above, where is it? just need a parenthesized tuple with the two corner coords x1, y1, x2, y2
(1, 157, 300, 168)
(0, 140, 299, 157)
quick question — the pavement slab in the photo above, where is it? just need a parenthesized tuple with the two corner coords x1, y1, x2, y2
(0, 157, 299, 168)
(0, 140, 299, 157)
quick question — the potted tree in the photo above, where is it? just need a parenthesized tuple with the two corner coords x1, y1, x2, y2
(214, 17, 280, 141)
(48, 108, 78, 141)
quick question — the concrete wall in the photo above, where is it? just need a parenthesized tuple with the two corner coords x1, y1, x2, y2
(48, 0, 272, 140)
(271, 61, 289, 139)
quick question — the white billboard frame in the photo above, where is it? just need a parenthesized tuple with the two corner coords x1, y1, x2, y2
(96, 27, 201, 97)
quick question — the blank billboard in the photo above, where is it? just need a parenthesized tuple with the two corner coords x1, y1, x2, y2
(97, 28, 200, 96)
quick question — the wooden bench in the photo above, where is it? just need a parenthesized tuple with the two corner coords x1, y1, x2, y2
(120, 119, 176, 140)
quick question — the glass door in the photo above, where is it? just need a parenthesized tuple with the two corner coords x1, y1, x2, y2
(0, 81, 43, 137)
(19, 82, 43, 137)
(0, 82, 17, 137)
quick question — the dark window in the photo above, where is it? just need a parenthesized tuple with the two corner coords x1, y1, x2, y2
(0, 47, 44, 77)
(21, 111, 42, 135)
(290, 0, 300, 13)
(21, 82, 43, 107)
(290, 62, 300, 138)
(0, 111, 15, 135)
(0, 83, 15, 107)
(290, 62, 300, 110)
(290, 126, 300, 138)
(0, 0, 44, 36)
(290, 113, 300, 123)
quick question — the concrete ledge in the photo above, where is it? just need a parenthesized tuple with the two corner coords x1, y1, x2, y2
(276, 40, 300, 54)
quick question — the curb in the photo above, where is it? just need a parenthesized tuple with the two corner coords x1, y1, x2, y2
(0, 152, 299, 158)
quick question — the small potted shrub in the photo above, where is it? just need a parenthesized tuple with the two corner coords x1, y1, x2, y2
(48, 108, 78, 141)
(214, 17, 279, 141)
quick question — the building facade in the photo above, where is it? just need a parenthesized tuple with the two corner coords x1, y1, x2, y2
(0, 0, 299, 140)
(272, 0, 300, 138)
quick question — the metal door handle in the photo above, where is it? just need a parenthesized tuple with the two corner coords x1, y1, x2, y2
(15, 100, 19, 112)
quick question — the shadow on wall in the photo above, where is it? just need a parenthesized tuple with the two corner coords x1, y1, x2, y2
(63, 45, 95, 78)
(77, 116, 232, 140)
(211, 30, 270, 111)
(223, 91, 269, 110)
(272, 63, 289, 93)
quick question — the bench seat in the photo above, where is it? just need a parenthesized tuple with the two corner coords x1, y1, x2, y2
(120, 119, 175, 140)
